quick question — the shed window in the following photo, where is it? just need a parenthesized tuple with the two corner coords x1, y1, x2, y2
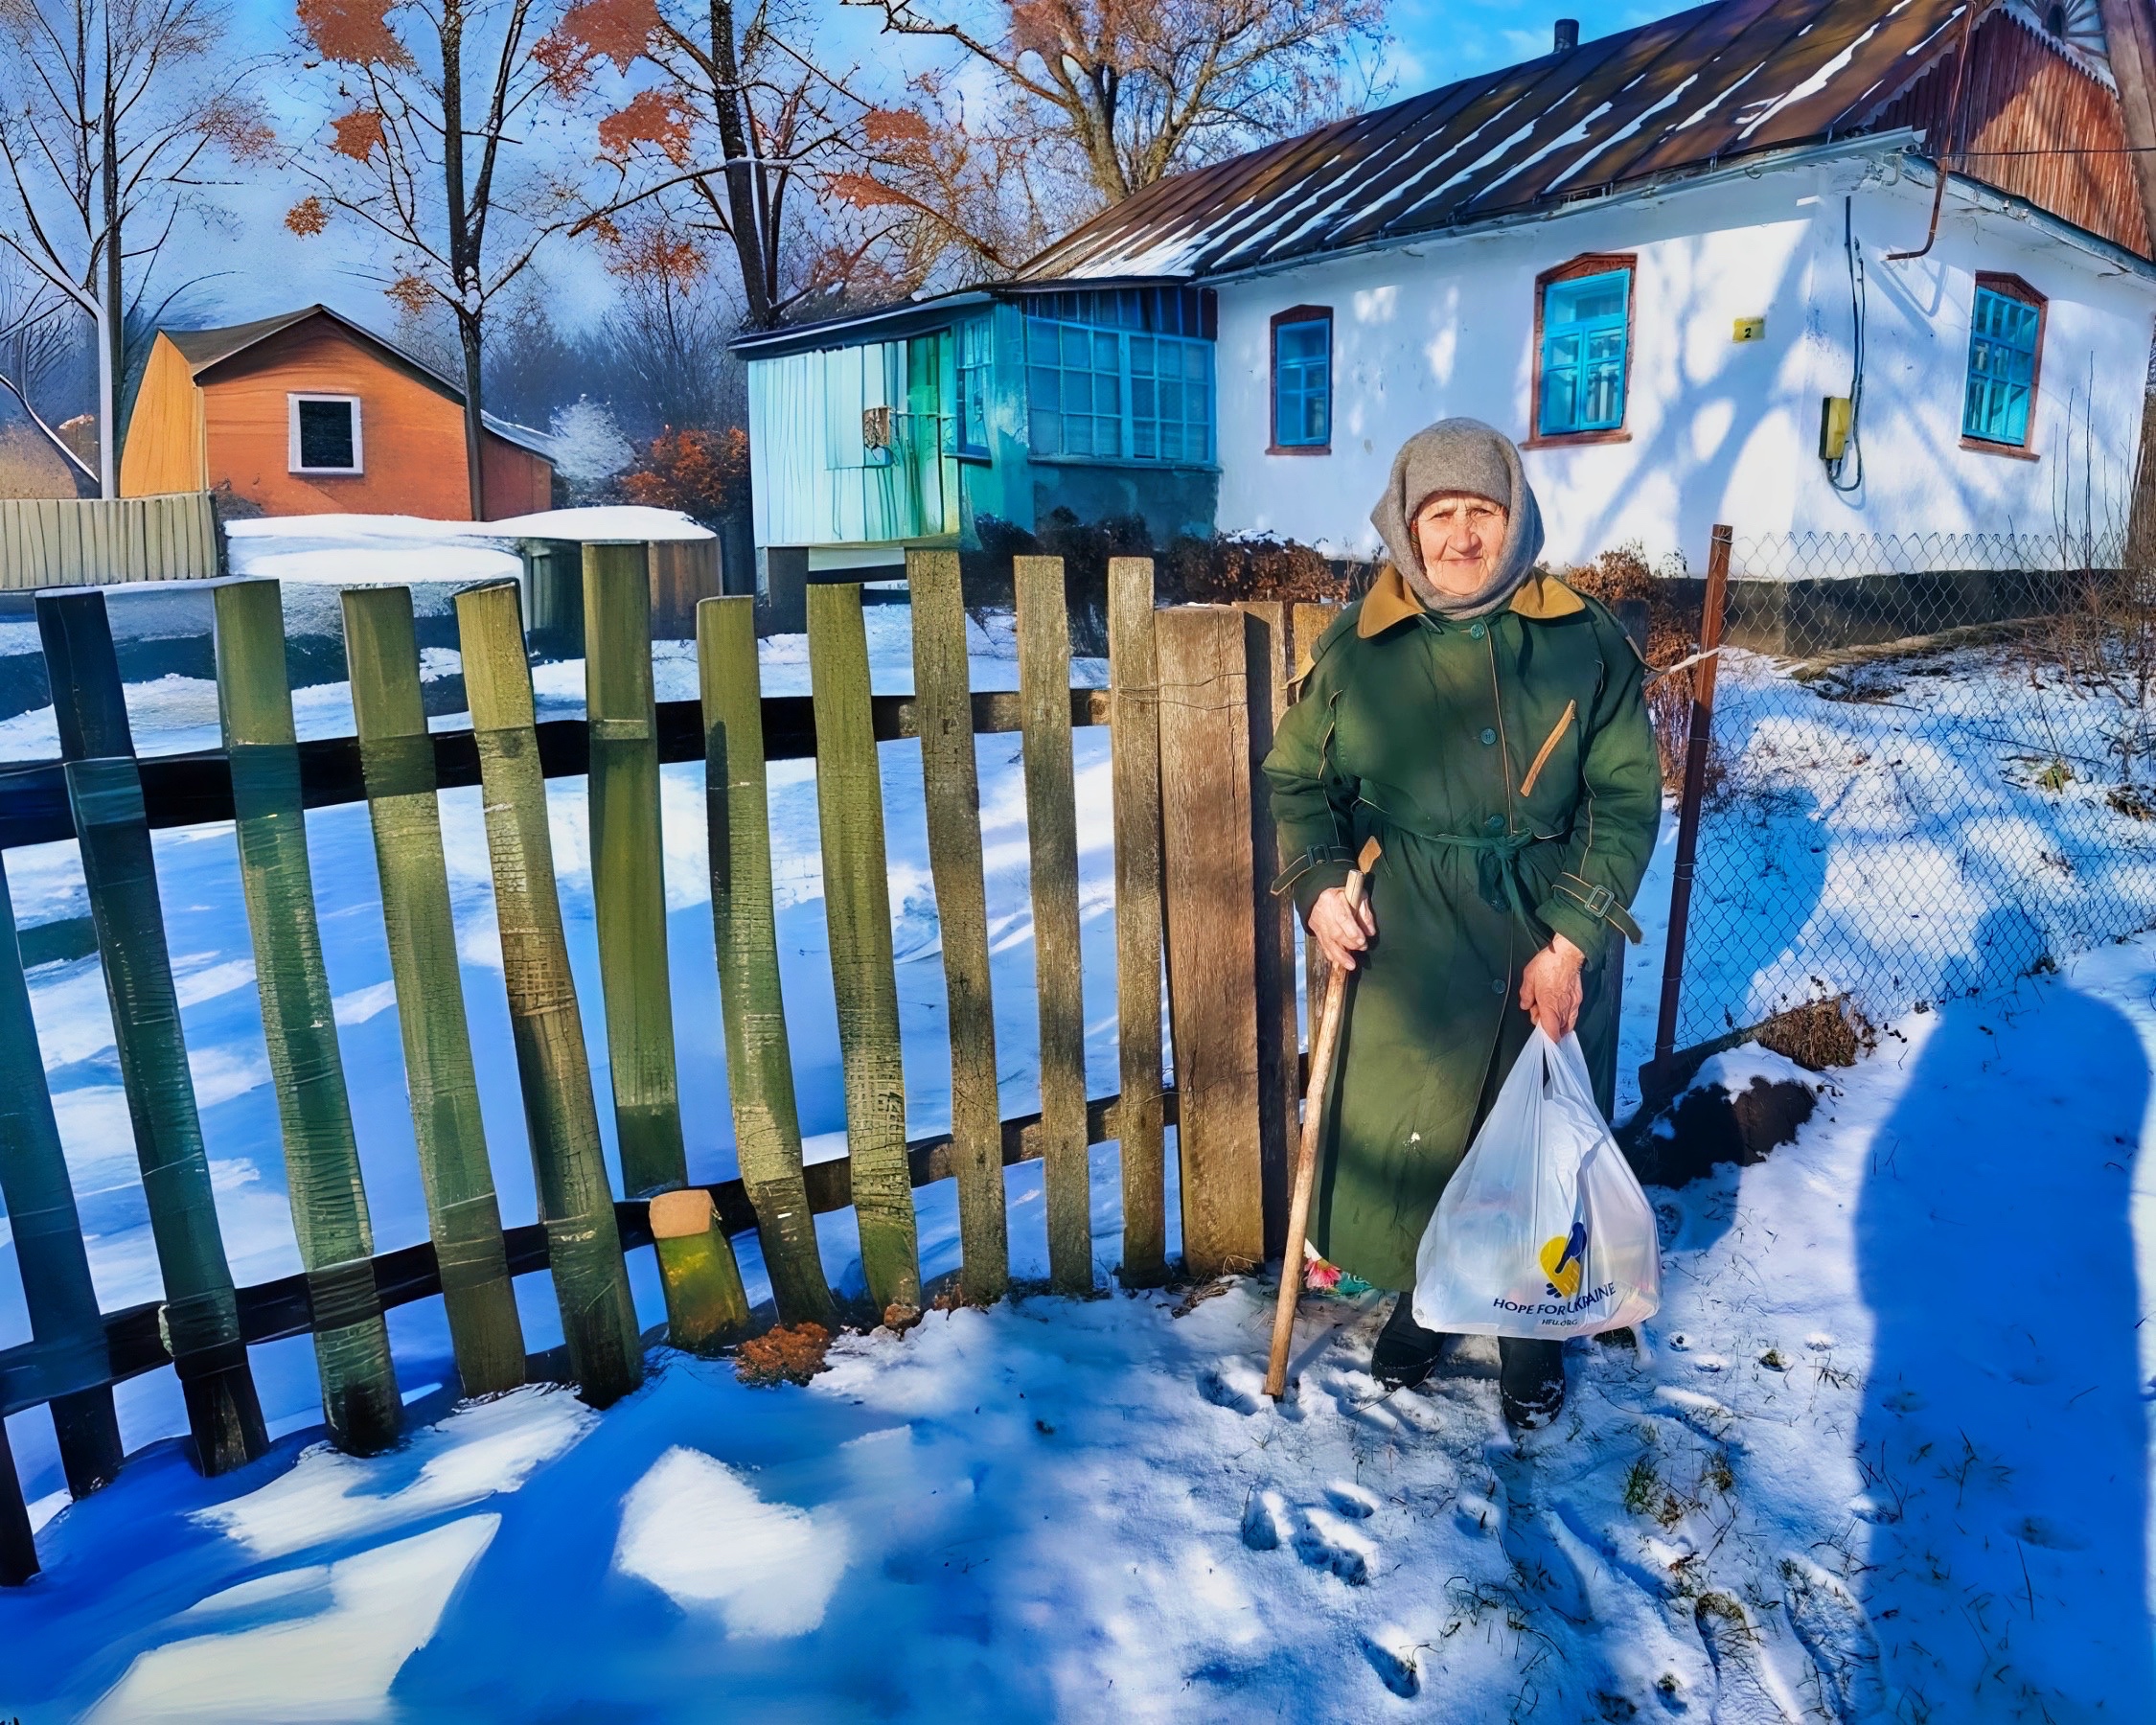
(1272, 309, 1331, 450)
(1963, 277, 2044, 448)
(289, 395, 362, 473)
(1024, 312, 1214, 464)
(954, 317, 993, 456)
(1536, 264, 1632, 438)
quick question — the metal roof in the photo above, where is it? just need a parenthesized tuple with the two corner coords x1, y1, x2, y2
(1012, 0, 1995, 283)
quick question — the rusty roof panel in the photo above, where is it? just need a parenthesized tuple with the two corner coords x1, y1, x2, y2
(1009, 0, 2139, 283)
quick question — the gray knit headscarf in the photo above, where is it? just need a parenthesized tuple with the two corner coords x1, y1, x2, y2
(1369, 418, 1546, 619)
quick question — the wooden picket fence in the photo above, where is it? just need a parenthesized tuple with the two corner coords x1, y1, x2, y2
(0, 494, 220, 590)
(0, 545, 1337, 1585)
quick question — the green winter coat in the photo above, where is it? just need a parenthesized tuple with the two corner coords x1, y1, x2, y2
(1264, 564, 1662, 1291)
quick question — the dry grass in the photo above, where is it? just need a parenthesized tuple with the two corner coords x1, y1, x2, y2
(0, 425, 80, 499)
(1753, 995, 1875, 1070)
(1565, 544, 1708, 789)
(733, 1322, 833, 1388)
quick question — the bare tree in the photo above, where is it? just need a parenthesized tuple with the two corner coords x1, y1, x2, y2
(0, 0, 270, 494)
(286, 0, 590, 517)
(543, 0, 884, 332)
(846, 0, 1388, 210)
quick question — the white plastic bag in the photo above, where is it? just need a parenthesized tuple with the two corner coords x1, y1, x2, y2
(1411, 1029, 1661, 1339)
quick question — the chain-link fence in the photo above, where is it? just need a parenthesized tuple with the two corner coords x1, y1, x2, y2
(1669, 525, 2156, 1053)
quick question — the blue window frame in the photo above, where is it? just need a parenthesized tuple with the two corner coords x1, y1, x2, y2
(953, 317, 993, 456)
(1272, 309, 1331, 448)
(1537, 263, 1632, 437)
(1963, 278, 2043, 448)
(1023, 305, 1215, 464)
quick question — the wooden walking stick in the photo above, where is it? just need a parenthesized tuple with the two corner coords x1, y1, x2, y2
(1265, 837, 1381, 1400)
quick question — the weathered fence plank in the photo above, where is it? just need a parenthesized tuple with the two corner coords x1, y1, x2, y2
(215, 579, 402, 1455)
(806, 582, 920, 1317)
(342, 586, 527, 1397)
(0, 853, 121, 1500)
(1290, 605, 1342, 1044)
(34, 588, 267, 1476)
(1015, 557, 1091, 1293)
(697, 597, 834, 1327)
(906, 550, 1008, 1304)
(1157, 606, 1265, 1278)
(1108, 559, 1167, 1287)
(456, 580, 643, 1406)
(585, 542, 748, 1351)
(1237, 601, 1297, 1260)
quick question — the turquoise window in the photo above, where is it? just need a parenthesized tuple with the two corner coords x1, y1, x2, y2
(1963, 284, 2041, 447)
(1025, 311, 1214, 464)
(954, 317, 993, 456)
(1273, 314, 1330, 448)
(1538, 267, 1631, 436)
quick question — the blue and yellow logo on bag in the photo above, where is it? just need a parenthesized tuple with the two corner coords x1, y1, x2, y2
(1540, 1222, 1588, 1299)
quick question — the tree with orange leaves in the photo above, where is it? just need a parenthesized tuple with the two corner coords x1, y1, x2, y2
(283, 0, 602, 517)
(847, 0, 1388, 209)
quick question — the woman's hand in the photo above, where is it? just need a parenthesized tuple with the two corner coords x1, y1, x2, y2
(1520, 933, 1587, 1038)
(1309, 885, 1377, 971)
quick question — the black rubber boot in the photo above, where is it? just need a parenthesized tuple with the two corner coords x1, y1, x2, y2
(1499, 1337, 1566, 1429)
(1370, 1293, 1446, 1390)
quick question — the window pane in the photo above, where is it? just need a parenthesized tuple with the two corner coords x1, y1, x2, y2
(1963, 287, 2040, 446)
(297, 399, 356, 469)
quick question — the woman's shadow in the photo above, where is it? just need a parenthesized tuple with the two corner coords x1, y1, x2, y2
(1851, 907, 2153, 1714)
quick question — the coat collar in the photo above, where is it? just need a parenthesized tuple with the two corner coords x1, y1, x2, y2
(1354, 563, 1585, 637)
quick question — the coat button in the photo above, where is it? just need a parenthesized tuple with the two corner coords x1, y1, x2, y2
(1479, 727, 1497, 746)
(1485, 814, 1504, 833)
(1491, 977, 1506, 995)
(1469, 621, 1487, 639)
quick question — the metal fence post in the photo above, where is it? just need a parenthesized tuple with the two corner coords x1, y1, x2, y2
(1648, 523, 1732, 1090)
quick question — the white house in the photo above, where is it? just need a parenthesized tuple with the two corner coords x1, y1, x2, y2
(741, 0, 2156, 602)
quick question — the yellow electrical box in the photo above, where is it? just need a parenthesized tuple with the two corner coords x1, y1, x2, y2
(1820, 395, 1853, 461)
(1732, 316, 1766, 342)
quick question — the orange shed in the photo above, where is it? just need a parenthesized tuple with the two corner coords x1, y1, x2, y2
(120, 305, 555, 520)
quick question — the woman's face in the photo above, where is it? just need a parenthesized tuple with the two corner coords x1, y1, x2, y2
(1412, 491, 1509, 597)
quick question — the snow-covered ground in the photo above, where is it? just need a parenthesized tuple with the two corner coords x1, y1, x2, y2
(4, 940, 2151, 1720)
(0, 527, 2148, 1718)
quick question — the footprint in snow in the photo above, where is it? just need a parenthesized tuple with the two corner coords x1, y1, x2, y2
(1780, 1558, 1886, 1723)
(1241, 1490, 1287, 1552)
(1501, 1507, 1592, 1623)
(1198, 1366, 1265, 1416)
(1325, 1482, 1379, 1520)
(1293, 1506, 1374, 1585)
(1695, 1594, 1802, 1724)
(1361, 1632, 1419, 1697)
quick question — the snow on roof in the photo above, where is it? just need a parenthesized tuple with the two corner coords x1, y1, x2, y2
(1012, 0, 1987, 283)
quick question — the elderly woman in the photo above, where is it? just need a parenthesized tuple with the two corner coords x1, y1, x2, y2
(1263, 418, 1661, 1428)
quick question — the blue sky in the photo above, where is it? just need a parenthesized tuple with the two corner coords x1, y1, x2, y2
(195, 0, 1694, 332)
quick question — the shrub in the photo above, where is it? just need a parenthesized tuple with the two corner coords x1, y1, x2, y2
(733, 1322, 832, 1388)
(622, 426, 748, 527)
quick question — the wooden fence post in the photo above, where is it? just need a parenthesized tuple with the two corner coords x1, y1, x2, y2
(1156, 605, 1265, 1279)
(34, 587, 267, 1476)
(0, 851, 121, 1499)
(456, 579, 643, 1406)
(906, 551, 1009, 1304)
(585, 542, 749, 1351)
(215, 578, 401, 1455)
(697, 596, 834, 1326)
(807, 582, 920, 1318)
(0, 1415, 34, 1586)
(1649, 524, 1732, 1091)
(1108, 558, 1167, 1287)
(342, 586, 527, 1397)
(1236, 602, 1297, 1260)
(1015, 557, 1091, 1294)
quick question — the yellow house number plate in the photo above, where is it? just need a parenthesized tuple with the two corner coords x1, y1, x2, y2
(1732, 316, 1766, 342)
